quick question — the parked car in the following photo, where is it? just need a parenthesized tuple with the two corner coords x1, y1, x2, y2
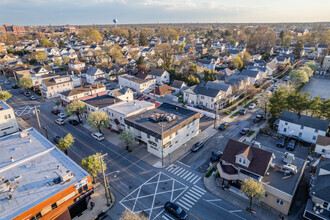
(91, 132, 104, 141)
(240, 108, 247, 115)
(191, 140, 204, 152)
(286, 140, 296, 151)
(248, 103, 256, 109)
(53, 135, 61, 144)
(253, 114, 263, 123)
(196, 104, 206, 110)
(211, 151, 222, 162)
(51, 109, 61, 115)
(69, 120, 79, 126)
(11, 84, 19, 89)
(240, 128, 250, 135)
(218, 122, 229, 131)
(24, 91, 31, 97)
(283, 76, 290, 81)
(277, 137, 286, 148)
(57, 112, 67, 119)
(164, 201, 187, 220)
(29, 95, 36, 100)
(55, 118, 65, 125)
(19, 89, 24, 94)
(4, 80, 10, 85)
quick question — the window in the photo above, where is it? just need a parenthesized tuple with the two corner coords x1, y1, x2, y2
(285, 122, 288, 125)
(169, 135, 172, 139)
(4, 115, 7, 120)
(283, 128, 287, 132)
(147, 134, 150, 139)
(276, 199, 283, 205)
(201, 96, 205, 99)
(8, 114, 11, 118)
(127, 125, 130, 129)
(322, 149, 326, 153)
(315, 129, 318, 133)
(300, 125, 304, 129)
(242, 159, 246, 164)
(239, 158, 242, 163)
(187, 124, 190, 129)
(299, 132, 302, 137)
(264, 193, 268, 198)
(312, 136, 316, 140)
(323, 202, 329, 209)
(155, 138, 159, 142)
(51, 203, 57, 210)
(176, 131, 178, 135)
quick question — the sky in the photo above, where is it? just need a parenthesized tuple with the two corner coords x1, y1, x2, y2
(0, 0, 329, 26)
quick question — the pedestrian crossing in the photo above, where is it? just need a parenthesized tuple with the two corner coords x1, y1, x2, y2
(165, 165, 202, 184)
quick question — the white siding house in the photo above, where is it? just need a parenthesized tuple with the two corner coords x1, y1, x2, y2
(118, 74, 156, 93)
(0, 101, 19, 137)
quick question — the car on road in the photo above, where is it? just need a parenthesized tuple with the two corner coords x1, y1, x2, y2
(11, 84, 19, 89)
(51, 109, 61, 115)
(4, 80, 10, 85)
(248, 103, 256, 109)
(277, 137, 286, 148)
(91, 132, 104, 141)
(19, 89, 24, 94)
(240, 108, 247, 115)
(57, 112, 67, 119)
(24, 91, 31, 97)
(211, 151, 222, 162)
(253, 114, 263, 123)
(286, 140, 296, 151)
(218, 122, 229, 131)
(53, 135, 61, 144)
(29, 95, 36, 100)
(164, 201, 187, 220)
(55, 118, 65, 125)
(191, 140, 204, 152)
(240, 128, 250, 135)
(69, 119, 79, 126)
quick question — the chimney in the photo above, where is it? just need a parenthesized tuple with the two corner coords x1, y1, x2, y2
(10, 157, 14, 162)
(28, 137, 31, 143)
(175, 107, 178, 112)
(134, 102, 136, 106)
(97, 84, 99, 89)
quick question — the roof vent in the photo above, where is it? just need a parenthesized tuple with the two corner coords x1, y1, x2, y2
(10, 157, 14, 162)
(20, 132, 29, 138)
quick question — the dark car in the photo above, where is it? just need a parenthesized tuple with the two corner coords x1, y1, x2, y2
(51, 109, 61, 115)
(24, 91, 31, 97)
(53, 135, 61, 144)
(253, 114, 263, 123)
(191, 140, 204, 152)
(164, 202, 187, 220)
(69, 120, 79, 126)
(240, 108, 247, 115)
(196, 104, 206, 110)
(218, 122, 229, 131)
(211, 151, 222, 162)
(11, 84, 19, 89)
(286, 140, 296, 151)
(240, 128, 250, 135)
(276, 137, 286, 148)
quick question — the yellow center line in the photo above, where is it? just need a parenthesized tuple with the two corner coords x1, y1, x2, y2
(189, 212, 201, 220)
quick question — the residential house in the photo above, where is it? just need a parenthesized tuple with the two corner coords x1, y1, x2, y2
(118, 74, 156, 93)
(0, 101, 19, 137)
(322, 55, 330, 70)
(277, 111, 329, 144)
(139, 48, 155, 57)
(171, 80, 187, 94)
(226, 75, 251, 93)
(205, 81, 232, 98)
(217, 139, 306, 216)
(108, 86, 134, 101)
(107, 100, 155, 132)
(216, 68, 239, 81)
(83, 95, 122, 114)
(314, 135, 330, 155)
(197, 58, 216, 71)
(275, 56, 290, 65)
(151, 84, 175, 97)
(125, 103, 201, 158)
(68, 60, 85, 70)
(241, 68, 267, 85)
(85, 66, 106, 84)
(59, 84, 107, 106)
(45, 48, 59, 56)
(149, 69, 170, 85)
(183, 85, 224, 109)
(41, 74, 74, 99)
(266, 61, 277, 76)
(89, 45, 101, 51)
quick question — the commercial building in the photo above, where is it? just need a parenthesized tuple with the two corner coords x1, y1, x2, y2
(0, 128, 93, 220)
(0, 101, 19, 137)
(125, 103, 200, 158)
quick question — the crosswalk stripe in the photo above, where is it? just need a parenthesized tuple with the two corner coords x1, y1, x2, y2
(163, 213, 175, 220)
(176, 169, 186, 176)
(193, 185, 206, 193)
(192, 176, 202, 184)
(165, 165, 173, 171)
(176, 201, 190, 210)
(169, 166, 179, 173)
(183, 194, 198, 202)
(186, 192, 200, 200)
(179, 170, 189, 178)
(189, 176, 199, 183)
(189, 189, 203, 197)
(181, 196, 195, 205)
(173, 167, 183, 175)
(162, 215, 170, 220)
(182, 171, 192, 179)
(179, 199, 192, 208)
(191, 187, 205, 195)
(185, 174, 196, 182)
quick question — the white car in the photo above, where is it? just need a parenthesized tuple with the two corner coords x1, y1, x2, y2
(55, 118, 65, 125)
(91, 132, 104, 141)
(248, 103, 256, 109)
(57, 113, 67, 119)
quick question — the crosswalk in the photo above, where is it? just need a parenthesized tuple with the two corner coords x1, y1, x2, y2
(165, 165, 201, 184)
(161, 185, 206, 219)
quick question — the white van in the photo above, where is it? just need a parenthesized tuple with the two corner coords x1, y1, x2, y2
(91, 132, 104, 141)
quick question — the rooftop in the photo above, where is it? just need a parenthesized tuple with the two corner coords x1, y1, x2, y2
(279, 111, 329, 131)
(119, 74, 155, 84)
(107, 100, 155, 116)
(0, 128, 89, 219)
(84, 95, 121, 109)
(0, 101, 11, 111)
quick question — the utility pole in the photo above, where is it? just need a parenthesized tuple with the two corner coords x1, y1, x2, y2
(34, 105, 42, 134)
(44, 126, 49, 140)
(161, 122, 164, 168)
(39, 85, 45, 102)
(213, 104, 218, 129)
(97, 153, 111, 206)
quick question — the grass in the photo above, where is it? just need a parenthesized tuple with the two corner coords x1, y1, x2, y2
(243, 98, 258, 108)
(205, 166, 217, 178)
(229, 111, 241, 118)
(247, 130, 255, 137)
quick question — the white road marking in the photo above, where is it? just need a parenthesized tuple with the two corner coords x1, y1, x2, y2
(194, 185, 206, 193)
(229, 210, 242, 213)
(179, 170, 189, 178)
(189, 176, 199, 183)
(185, 174, 195, 182)
(204, 199, 246, 220)
(178, 200, 192, 209)
(182, 171, 192, 180)
(176, 169, 186, 176)
(177, 161, 191, 168)
(191, 187, 205, 195)
(173, 167, 183, 175)
(181, 197, 195, 206)
(165, 165, 173, 171)
(182, 195, 197, 203)
(192, 176, 202, 184)
(189, 189, 203, 197)
(186, 192, 200, 200)
(206, 199, 222, 202)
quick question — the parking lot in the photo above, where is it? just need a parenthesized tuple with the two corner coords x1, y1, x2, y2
(300, 77, 330, 99)
(254, 134, 310, 160)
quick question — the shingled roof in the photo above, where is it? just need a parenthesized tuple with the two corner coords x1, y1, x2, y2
(279, 111, 329, 131)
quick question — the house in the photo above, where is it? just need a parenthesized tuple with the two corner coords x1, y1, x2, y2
(240, 69, 265, 85)
(125, 103, 201, 158)
(148, 69, 170, 85)
(85, 66, 106, 84)
(60, 84, 107, 106)
(108, 86, 134, 101)
(68, 60, 85, 70)
(0, 128, 93, 220)
(107, 100, 155, 132)
(118, 74, 156, 93)
(41, 74, 74, 99)
(139, 48, 154, 57)
(226, 75, 251, 93)
(303, 158, 330, 220)
(277, 111, 329, 144)
(314, 135, 330, 155)
(275, 56, 290, 65)
(151, 84, 175, 97)
(205, 81, 232, 98)
(89, 45, 101, 51)
(45, 48, 59, 56)
(216, 68, 238, 81)
(322, 55, 330, 70)
(83, 95, 122, 114)
(30, 66, 50, 77)
(197, 58, 216, 71)
(0, 101, 19, 137)
(217, 139, 306, 216)
(171, 80, 186, 93)
(183, 85, 224, 109)
(266, 61, 277, 76)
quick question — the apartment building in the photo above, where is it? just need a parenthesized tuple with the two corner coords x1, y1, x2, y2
(0, 101, 19, 137)
(118, 74, 156, 93)
(41, 74, 74, 99)
(183, 85, 224, 109)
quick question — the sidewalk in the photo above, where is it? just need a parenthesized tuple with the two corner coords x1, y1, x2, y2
(73, 182, 115, 220)
(203, 175, 281, 220)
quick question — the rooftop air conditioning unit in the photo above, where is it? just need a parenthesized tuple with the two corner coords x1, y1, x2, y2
(60, 171, 74, 182)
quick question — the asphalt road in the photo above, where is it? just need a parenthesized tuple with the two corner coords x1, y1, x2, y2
(2, 77, 256, 220)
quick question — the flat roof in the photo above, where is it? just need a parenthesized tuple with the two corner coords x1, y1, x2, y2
(125, 102, 200, 139)
(261, 150, 306, 196)
(0, 101, 11, 111)
(107, 100, 155, 116)
(0, 128, 89, 219)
